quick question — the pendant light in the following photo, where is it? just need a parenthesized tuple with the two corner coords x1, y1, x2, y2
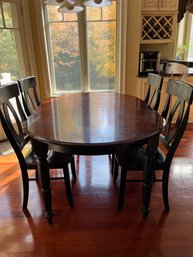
(58, 0, 84, 13)
(57, 0, 112, 13)
(83, 0, 112, 8)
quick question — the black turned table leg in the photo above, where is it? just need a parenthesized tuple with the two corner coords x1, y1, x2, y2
(31, 139, 53, 224)
(142, 135, 159, 218)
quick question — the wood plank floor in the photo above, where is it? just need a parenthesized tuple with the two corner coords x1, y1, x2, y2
(1, 125, 193, 256)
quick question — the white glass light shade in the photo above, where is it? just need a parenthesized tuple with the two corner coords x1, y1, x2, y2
(83, 0, 111, 7)
(58, 0, 84, 13)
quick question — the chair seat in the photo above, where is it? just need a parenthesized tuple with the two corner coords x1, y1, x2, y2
(25, 148, 73, 168)
(116, 146, 166, 170)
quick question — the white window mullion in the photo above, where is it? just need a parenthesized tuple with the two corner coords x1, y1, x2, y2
(43, 6, 57, 95)
(78, 11, 89, 92)
(116, 0, 127, 94)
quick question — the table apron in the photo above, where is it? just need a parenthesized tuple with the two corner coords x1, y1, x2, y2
(48, 139, 149, 156)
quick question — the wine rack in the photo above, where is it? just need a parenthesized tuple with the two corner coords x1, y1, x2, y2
(141, 14, 175, 43)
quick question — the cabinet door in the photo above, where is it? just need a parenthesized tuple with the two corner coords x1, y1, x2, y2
(142, 0, 178, 11)
(142, 0, 158, 10)
(185, 76, 193, 123)
(163, 0, 178, 11)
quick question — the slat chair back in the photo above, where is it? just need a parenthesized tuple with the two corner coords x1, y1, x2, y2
(160, 79, 193, 162)
(110, 73, 163, 174)
(18, 76, 41, 116)
(114, 79, 193, 212)
(0, 82, 74, 215)
(18, 76, 77, 181)
(144, 73, 163, 111)
(0, 82, 29, 160)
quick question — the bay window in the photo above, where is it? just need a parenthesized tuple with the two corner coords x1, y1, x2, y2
(43, 0, 117, 94)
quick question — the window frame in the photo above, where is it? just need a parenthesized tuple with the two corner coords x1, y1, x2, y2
(0, 0, 37, 78)
(0, 0, 36, 141)
(43, 0, 119, 95)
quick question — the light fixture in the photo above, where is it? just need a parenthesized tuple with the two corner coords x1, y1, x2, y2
(58, 0, 84, 13)
(57, 0, 112, 13)
(83, 0, 112, 8)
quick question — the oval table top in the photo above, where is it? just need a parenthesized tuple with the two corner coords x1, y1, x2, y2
(25, 92, 164, 154)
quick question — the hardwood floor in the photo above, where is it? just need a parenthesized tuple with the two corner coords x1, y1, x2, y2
(1, 125, 193, 256)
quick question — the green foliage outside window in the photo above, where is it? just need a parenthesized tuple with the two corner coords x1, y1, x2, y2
(46, 2, 116, 92)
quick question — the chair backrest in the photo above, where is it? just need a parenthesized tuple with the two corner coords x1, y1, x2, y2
(144, 73, 163, 111)
(0, 82, 30, 163)
(160, 79, 193, 162)
(164, 62, 189, 82)
(18, 76, 41, 116)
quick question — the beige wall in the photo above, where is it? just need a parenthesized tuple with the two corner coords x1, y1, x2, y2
(125, 1, 141, 96)
(28, 0, 50, 100)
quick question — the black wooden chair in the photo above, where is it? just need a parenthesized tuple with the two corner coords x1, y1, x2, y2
(0, 81, 74, 211)
(110, 73, 163, 174)
(17, 76, 41, 116)
(114, 79, 193, 211)
(144, 73, 163, 111)
(18, 76, 77, 180)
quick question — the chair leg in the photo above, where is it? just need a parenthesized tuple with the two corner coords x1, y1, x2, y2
(118, 166, 127, 211)
(162, 168, 170, 211)
(151, 170, 156, 183)
(35, 168, 39, 181)
(21, 169, 29, 210)
(113, 157, 119, 183)
(110, 154, 114, 175)
(63, 165, 74, 208)
(70, 156, 77, 180)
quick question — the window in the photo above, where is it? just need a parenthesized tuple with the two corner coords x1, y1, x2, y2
(43, 1, 117, 95)
(177, 12, 193, 61)
(0, 0, 34, 140)
(0, 0, 28, 85)
(0, 1, 20, 84)
(187, 14, 193, 61)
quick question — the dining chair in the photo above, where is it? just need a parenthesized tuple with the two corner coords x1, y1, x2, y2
(0, 81, 74, 211)
(110, 73, 164, 175)
(18, 76, 77, 180)
(113, 79, 193, 211)
(144, 73, 163, 111)
(17, 76, 41, 116)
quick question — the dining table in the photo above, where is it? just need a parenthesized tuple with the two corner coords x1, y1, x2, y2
(25, 92, 164, 224)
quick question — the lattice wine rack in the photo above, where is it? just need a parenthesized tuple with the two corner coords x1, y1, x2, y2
(141, 15, 174, 42)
